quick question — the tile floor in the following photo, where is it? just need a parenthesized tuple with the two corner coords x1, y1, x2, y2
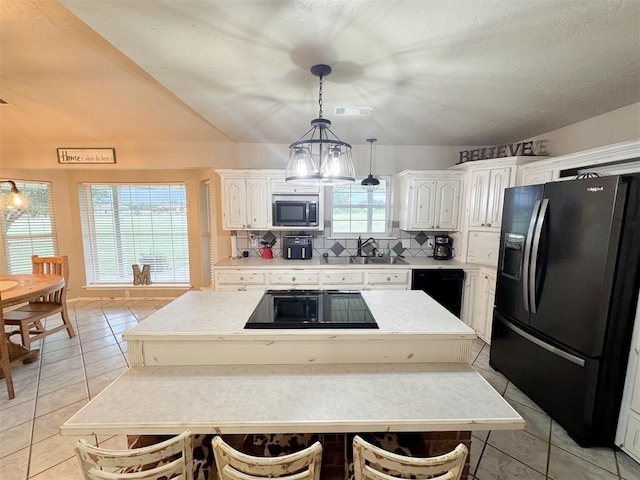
(0, 299, 639, 480)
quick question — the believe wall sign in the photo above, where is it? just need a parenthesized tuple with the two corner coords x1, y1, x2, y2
(57, 148, 116, 164)
(458, 140, 548, 163)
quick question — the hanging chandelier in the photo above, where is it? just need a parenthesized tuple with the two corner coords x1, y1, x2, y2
(361, 138, 380, 192)
(286, 64, 355, 185)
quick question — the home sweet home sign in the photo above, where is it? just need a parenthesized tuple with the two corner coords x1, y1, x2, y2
(458, 139, 548, 163)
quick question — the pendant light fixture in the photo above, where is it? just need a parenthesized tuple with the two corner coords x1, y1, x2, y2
(0, 180, 29, 210)
(286, 64, 355, 185)
(361, 138, 380, 192)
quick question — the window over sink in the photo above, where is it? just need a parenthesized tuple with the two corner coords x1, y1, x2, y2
(330, 176, 390, 236)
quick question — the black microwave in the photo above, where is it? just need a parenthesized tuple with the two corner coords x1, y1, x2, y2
(272, 195, 319, 227)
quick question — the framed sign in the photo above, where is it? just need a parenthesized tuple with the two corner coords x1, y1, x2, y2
(57, 148, 116, 164)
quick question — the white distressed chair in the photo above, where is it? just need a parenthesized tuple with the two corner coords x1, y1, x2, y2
(352, 435, 468, 480)
(75, 430, 193, 480)
(3, 255, 76, 350)
(212, 435, 322, 480)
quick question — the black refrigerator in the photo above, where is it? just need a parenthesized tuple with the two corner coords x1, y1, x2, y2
(490, 174, 640, 446)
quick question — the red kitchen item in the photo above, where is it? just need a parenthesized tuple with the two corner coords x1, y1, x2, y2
(260, 246, 273, 259)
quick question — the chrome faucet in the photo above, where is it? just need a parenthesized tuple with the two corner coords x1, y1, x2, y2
(357, 235, 378, 257)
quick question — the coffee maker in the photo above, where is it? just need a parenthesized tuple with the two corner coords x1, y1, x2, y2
(433, 235, 454, 260)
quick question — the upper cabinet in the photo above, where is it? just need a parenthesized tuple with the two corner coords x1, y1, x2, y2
(467, 167, 511, 229)
(220, 175, 270, 230)
(216, 169, 324, 231)
(397, 171, 463, 231)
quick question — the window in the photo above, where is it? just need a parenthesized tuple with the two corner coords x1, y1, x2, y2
(1, 181, 58, 274)
(331, 177, 390, 236)
(78, 183, 189, 285)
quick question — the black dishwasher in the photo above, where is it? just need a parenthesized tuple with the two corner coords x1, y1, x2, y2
(411, 269, 464, 318)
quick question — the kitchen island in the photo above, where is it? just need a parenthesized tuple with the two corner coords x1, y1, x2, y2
(61, 290, 523, 480)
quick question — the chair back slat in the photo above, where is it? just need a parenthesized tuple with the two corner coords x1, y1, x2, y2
(75, 430, 193, 480)
(352, 436, 467, 480)
(212, 436, 322, 480)
(86, 458, 187, 480)
(30, 255, 68, 304)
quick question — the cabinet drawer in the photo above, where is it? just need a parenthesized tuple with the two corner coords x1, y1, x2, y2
(216, 271, 266, 285)
(270, 178, 320, 194)
(268, 271, 320, 285)
(322, 271, 365, 285)
(366, 270, 410, 285)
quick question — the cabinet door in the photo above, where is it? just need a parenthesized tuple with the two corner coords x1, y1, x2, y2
(521, 170, 553, 186)
(473, 274, 489, 340)
(461, 272, 479, 327)
(270, 178, 320, 194)
(468, 170, 490, 227)
(222, 178, 247, 229)
(485, 168, 512, 228)
(484, 273, 497, 344)
(246, 179, 269, 229)
(434, 180, 461, 230)
(410, 179, 437, 229)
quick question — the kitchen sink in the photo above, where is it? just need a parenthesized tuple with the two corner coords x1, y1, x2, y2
(320, 255, 408, 265)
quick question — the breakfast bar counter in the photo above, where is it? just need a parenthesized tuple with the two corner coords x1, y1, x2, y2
(61, 362, 523, 436)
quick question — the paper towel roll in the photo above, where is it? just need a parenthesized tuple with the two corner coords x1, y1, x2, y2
(231, 234, 239, 259)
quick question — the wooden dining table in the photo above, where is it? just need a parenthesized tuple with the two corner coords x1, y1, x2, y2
(0, 273, 65, 399)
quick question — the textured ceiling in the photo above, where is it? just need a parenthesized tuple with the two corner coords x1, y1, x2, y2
(2, 0, 640, 147)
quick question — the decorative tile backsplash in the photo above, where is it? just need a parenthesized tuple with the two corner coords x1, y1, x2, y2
(233, 221, 443, 258)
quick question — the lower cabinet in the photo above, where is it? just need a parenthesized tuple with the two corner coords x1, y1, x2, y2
(213, 268, 411, 291)
(461, 267, 496, 343)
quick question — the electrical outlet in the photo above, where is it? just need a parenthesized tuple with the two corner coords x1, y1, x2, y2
(249, 233, 258, 247)
(401, 239, 411, 248)
(426, 238, 434, 249)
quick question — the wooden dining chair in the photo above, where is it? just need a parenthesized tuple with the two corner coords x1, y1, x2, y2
(3, 255, 75, 350)
(0, 301, 16, 399)
(212, 435, 322, 480)
(352, 435, 468, 480)
(75, 430, 193, 480)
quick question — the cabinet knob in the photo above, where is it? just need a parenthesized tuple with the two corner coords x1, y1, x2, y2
(247, 224, 251, 228)
(240, 277, 244, 280)
(487, 223, 491, 227)
(243, 224, 247, 228)
(436, 225, 440, 228)
(292, 277, 296, 281)
(386, 277, 391, 281)
(481, 223, 485, 226)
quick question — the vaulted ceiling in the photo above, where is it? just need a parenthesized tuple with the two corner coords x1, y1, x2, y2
(2, 0, 639, 147)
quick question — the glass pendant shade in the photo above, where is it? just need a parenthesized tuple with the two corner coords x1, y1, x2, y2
(361, 138, 380, 192)
(286, 65, 355, 186)
(2, 181, 28, 210)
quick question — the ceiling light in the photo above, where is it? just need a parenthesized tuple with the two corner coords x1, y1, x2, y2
(286, 64, 355, 186)
(361, 138, 381, 192)
(1, 180, 29, 210)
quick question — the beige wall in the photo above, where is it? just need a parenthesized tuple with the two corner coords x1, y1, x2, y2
(0, 167, 217, 298)
(519, 103, 640, 156)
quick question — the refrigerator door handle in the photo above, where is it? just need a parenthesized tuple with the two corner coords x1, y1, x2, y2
(497, 315, 586, 367)
(523, 200, 542, 312)
(530, 198, 549, 314)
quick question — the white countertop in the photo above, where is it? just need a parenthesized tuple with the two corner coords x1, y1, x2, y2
(61, 362, 524, 436)
(214, 256, 468, 269)
(123, 290, 476, 341)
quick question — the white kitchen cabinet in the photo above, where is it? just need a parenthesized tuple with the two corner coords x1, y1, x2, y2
(468, 167, 511, 229)
(214, 270, 268, 291)
(270, 177, 320, 194)
(365, 270, 411, 289)
(268, 270, 320, 288)
(519, 169, 554, 186)
(397, 171, 463, 231)
(219, 174, 270, 230)
(473, 268, 496, 344)
(461, 270, 479, 328)
(321, 270, 366, 287)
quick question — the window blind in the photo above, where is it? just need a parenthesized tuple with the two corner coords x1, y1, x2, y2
(1, 181, 58, 274)
(78, 183, 190, 284)
(205, 180, 215, 286)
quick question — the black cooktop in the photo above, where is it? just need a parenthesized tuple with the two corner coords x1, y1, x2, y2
(245, 290, 379, 329)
